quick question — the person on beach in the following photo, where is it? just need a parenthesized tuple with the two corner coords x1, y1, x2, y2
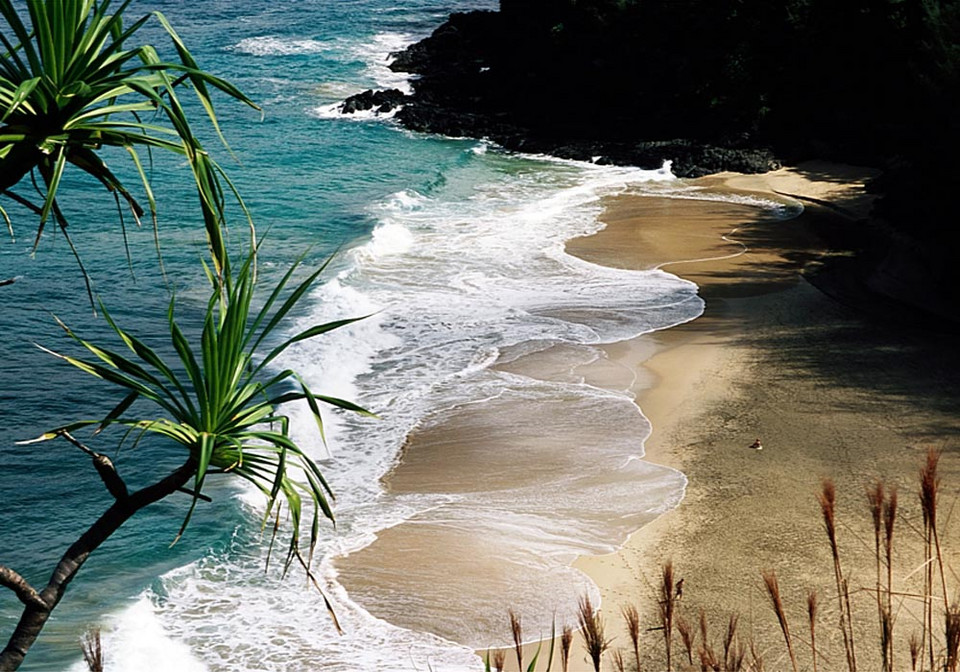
(750, 438, 763, 450)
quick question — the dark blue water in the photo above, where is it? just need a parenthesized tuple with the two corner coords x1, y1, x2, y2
(0, 3, 726, 670)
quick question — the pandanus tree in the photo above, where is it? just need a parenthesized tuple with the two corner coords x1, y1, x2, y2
(0, 249, 373, 670)
(0, 0, 260, 295)
(0, 2, 368, 669)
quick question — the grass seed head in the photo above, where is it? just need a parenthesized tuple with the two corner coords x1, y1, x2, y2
(509, 609, 523, 672)
(577, 595, 610, 672)
(561, 624, 574, 672)
(560, 625, 573, 672)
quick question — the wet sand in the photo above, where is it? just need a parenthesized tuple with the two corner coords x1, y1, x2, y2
(481, 162, 960, 671)
(342, 162, 960, 671)
(556, 163, 960, 671)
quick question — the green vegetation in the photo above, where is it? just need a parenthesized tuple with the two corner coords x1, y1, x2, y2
(499, 0, 960, 156)
(29, 247, 369, 571)
(0, 245, 370, 670)
(0, 0, 260, 297)
(0, 2, 363, 669)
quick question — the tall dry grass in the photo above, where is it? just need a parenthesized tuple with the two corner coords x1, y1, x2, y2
(806, 589, 819, 672)
(761, 569, 798, 672)
(489, 449, 959, 672)
(697, 607, 719, 672)
(660, 560, 676, 671)
(946, 603, 960, 672)
(560, 624, 573, 672)
(819, 478, 858, 672)
(612, 648, 626, 672)
(753, 449, 957, 672)
(80, 628, 102, 672)
(868, 480, 898, 672)
(722, 613, 744, 672)
(622, 603, 642, 672)
(910, 631, 921, 672)
(868, 481, 888, 672)
(509, 610, 524, 672)
(920, 448, 950, 672)
(749, 639, 764, 672)
(882, 485, 898, 670)
(577, 595, 610, 672)
(677, 613, 695, 666)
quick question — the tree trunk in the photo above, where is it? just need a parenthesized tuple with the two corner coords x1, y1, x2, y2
(0, 460, 196, 671)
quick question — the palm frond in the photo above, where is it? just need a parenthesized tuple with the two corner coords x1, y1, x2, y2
(0, 0, 261, 291)
(23, 247, 369, 570)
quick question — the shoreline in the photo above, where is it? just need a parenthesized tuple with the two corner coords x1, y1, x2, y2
(494, 161, 960, 671)
(334, 160, 960, 671)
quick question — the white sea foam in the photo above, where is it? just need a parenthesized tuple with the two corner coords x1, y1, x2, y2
(67, 599, 208, 672)
(86, 153, 699, 671)
(357, 221, 415, 260)
(195, 157, 691, 664)
(312, 100, 401, 121)
(650, 182, 801, 215)
(89, 82, 804, 670)
(309, 30, 416, 120)
(231, 36, 334, 57)
(237, 30, 417, 122)
(87, 132, 744, 668)
(354, 32, 418, 93)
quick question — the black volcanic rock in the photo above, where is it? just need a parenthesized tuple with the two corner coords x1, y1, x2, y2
(615, 142, 781, 178)
(365, 1, 960, 316)
(383, 8, 781, 177)
(341, 89, 407, 115)
(389, 12, 499, 78)
(394, 98, 779, 178)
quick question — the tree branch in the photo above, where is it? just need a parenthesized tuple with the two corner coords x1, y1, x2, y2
(92, 455, 129, 501)
(0, 568, 45, 611)
(58, 431, 129, 501)
(0, 458, 197, 671)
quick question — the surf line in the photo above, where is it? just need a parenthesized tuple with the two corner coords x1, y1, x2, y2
(653, 225, 750, 272)
(652, 197, 805, 271)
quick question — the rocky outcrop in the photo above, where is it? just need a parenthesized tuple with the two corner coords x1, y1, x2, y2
(396, 99, 779, 176)
(376, 10, 780, 177)
(348, 3, 959, 322)
(340, 89, 406, 115)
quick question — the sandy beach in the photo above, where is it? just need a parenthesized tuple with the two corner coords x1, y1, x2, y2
(480, 162, 960, 671)
(337, 161, 960, 671)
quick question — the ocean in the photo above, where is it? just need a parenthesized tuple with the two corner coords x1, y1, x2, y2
(0, 2, 782, 670)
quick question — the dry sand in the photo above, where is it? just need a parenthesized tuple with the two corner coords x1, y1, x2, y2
(339, 161, 960, 671)
(494, 162, 960, 671)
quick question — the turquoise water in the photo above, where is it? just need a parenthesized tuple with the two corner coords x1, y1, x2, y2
(0, 3, 781, 670)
